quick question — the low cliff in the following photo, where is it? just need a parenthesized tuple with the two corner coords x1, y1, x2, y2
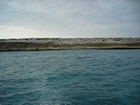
(0, 38, 140, 51)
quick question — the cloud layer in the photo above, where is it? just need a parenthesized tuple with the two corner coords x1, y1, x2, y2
(0, 0, 140, 38)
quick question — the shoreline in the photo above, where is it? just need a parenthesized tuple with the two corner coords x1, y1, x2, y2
(0, 38, 140, 51)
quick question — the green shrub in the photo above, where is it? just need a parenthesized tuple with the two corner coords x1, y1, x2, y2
(0, 39, 5, 41)
(36, 38, 42, 40)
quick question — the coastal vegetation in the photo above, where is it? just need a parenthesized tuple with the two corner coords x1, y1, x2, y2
(0, 38, 140, 51)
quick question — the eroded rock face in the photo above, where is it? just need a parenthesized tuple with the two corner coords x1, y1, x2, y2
(0, 38, 140, 51)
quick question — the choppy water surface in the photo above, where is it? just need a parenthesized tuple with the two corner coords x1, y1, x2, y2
(0, 50, 140, 105)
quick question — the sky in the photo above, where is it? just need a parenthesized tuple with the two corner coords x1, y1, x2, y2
(0, 0, 140, 39)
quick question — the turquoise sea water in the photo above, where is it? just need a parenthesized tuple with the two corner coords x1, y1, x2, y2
(0, 50, 140, 105)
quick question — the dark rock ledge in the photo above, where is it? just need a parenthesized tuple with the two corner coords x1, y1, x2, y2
(0, 38, 140, 51)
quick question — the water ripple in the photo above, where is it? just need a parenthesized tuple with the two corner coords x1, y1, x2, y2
(0, 50, 140, 105)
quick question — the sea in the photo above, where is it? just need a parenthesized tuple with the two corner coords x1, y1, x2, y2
(0, 50, 140, 105)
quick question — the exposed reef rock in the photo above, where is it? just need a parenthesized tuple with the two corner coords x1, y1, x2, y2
(0, 38, 140, 51)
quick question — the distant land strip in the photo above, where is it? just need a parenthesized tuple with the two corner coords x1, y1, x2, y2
(0, 38, 140, 51)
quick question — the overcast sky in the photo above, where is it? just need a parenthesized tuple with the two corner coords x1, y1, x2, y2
(0, 0, 140, 39)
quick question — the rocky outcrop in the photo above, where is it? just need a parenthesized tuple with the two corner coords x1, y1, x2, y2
(0, 38, 140, 51)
